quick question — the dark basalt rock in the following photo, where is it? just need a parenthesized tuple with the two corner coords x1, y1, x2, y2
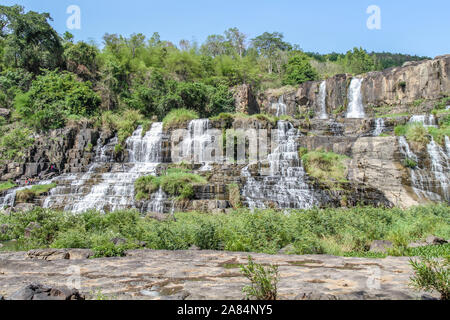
(7, 283, 85, 300)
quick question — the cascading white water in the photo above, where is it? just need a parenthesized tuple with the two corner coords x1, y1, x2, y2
(398, 136, 449, 202)
(427, 138, 450, 201)
(373, 118, 385, 136)
(409, 115, 437, 127)
(42, 123, 164, 213)
(346, 78, 365, 119)
(241, 121, 317, 209)
(318, 81, 329, 120)
(181, 119, 216, 170)
(273, 96, 287, 117)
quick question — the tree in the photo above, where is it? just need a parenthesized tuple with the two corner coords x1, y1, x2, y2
(0, 5, 63, 74)
(251, 32, 292, 73)
(15, 70, 100, 130)
(282, 53, 318, 86)
(64, 41, 99, 80)
(338, 47, 376, 75)
(225, 27, 247, 57)
(126, 33, 145, 58)
(201, 34, 228, 57)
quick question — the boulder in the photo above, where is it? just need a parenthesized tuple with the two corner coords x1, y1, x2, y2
(27, 249, 69, 261)
(8, 283, 84, 300)
(278, 244, 295, 255)
(0, 243, 3, 248)
(407, 241, 428, 249)
(370, 240, 394, 253)
(67, 249, 94, 260)
(0, 108, 10, 118)
(426, 236, 447, 246)
(14, 203, 36, 212)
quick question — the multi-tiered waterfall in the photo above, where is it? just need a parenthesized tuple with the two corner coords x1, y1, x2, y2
(241, 121, 317, 209)
(318, 81, 329, 120)
(346, 78, 365, 119)
(42, 123, 164, 213)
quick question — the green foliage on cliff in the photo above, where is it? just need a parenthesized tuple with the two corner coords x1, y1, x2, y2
(0, 125, 35, 162)
(14, 70, 100, 130)
(15, 183, 56, 203)
(0, 181, 16, 192)
(162, 108, 199, 129)
(395, 123, 431, 146)
(134, 168, 207, 201)
(301, 150, 349, 188)
(1, 205, 449, 258)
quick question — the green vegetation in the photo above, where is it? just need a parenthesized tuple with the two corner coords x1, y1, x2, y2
(162, 108, 199, 129)
(282, 52, 318, 86)
(227, 183, 242, 209)
(0, 125, 34, 162)
(434, 97, 450, 110)
(135, 168, 207, 201)
(0, 181, 16, 192)
(410, 256, 449, 300)
(1, 205, 448, 258)
(15, 183, 56, 203)
(395, 123, 430, 146)
(240, 256, 279, 300)
(403, 158, 418, 169)
(14, 70, 100, 130)
(301, 149, 349, 188)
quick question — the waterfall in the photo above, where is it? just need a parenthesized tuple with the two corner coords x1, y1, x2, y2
(409, 115, 437, 127)
(181, 119, 215, 170)
(398, 136, 449, 202)
(273, 96, 287, 117)
(241, 121, 317, 209)
(0, 188, 18, 209)
(373, 118, 385, 136)
(346, 78, 365, 119)
(42, 123, 164, 213)
(318, 81, 329, 120)
(427, 138, 450, 201)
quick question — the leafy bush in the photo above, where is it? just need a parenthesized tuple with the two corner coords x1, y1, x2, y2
(0, 126, 34, 162)
(240, 256, 279, 300)
(282, 53, 318, 86)
(410, 256, 449, 300)
(403, 158, 418, 169)
(194, 221, 221, 250)
(14, 70, 100, 130)
(135, 169, 207, 200)
(162, 108, 199, 129)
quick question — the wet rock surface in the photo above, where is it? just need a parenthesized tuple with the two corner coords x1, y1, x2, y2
(0, 250, 436, 300)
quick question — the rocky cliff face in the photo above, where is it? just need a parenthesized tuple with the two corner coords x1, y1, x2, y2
(1, 55, 449, 213)
(251, 55, 450, 118)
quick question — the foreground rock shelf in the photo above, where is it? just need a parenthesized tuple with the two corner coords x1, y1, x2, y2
(0, 250, 437, 300)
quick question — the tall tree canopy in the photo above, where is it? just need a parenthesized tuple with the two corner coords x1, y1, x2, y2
(0, 5, 63, 74)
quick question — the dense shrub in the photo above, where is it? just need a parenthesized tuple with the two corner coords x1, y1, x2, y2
(0, 205, 448, 258)
(135, 168, 207, 200)
(14, 70, 100, 130)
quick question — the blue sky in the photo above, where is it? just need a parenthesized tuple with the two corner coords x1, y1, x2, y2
(3, 0, 449, 57)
